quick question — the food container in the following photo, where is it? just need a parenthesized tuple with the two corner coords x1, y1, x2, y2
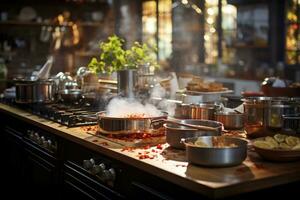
(266, 102, 299, 129)
(215, 111, 244, 130)
(164, 119, 223, 149)
(243, 97, 290, 136)
(282, 114, 300, 134)
(97, 111, 167, 134)
(174, 103, 220, 120)
(183, 136, 248, 167)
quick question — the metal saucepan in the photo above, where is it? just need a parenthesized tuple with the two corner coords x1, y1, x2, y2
(183, 136, 248, 167)
(97, 111, 167, 134)
(215, 111, 244, 130)
(164, 119, 223, 149)
(59, 89, 82, 103)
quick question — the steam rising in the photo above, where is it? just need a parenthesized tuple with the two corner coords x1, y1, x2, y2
(106, 98, 162, 117)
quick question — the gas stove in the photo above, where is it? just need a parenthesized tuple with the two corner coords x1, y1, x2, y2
(30, 103, 100, 127)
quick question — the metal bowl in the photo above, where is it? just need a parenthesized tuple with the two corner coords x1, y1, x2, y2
(215, 111, 244, 130)
(165, 119, 223, 149)
(183, 136, 248, 167)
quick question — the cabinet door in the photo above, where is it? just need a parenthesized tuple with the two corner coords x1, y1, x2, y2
(23, 141, 59, 185)
(129, 181, 173, 200)
(3, 127, 24, 183)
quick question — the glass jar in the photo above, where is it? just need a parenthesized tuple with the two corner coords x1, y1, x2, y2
(0, 58, 7, 80)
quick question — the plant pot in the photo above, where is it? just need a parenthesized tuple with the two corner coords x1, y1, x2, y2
(117, 69, 138, 98)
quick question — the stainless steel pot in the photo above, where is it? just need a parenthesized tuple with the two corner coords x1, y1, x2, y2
(15, 79, 34, 103)
(15, 79, 54, 103)
(165, 119, 223, 149)
(117, 69, 138, 99)
(59, 89, 82, 103)
(174, 103, 220, 120)
(215, 111, 244, 130)
(243, 97, 290, 135)
(97, 111, 167, 134)
(33, 79, 55, 103)
(183, 136, 247, 167)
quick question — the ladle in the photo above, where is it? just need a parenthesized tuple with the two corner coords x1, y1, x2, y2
(151, 119, 219, 132)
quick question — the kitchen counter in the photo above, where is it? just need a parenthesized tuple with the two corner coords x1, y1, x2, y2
(1, 103, 300, 199)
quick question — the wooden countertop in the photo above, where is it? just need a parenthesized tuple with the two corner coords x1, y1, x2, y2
(1, 103, 300, 199)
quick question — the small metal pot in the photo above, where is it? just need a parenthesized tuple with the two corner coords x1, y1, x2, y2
(165, 119, 223, 149)
(33, 79, 55, 103)
(183, 136, 248, 167)
(215, 111, 244, 130)
(60, 89, 82, 103)
(174, 103, 220, 120)
(15, 79, 34, 103)
(97, 111, 167, 134)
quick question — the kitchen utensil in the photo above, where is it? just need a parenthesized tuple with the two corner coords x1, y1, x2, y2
(183, 136, 248, 167)
(97, 111, 167, 135)
(164, 119, 223, 149)
(215, 111, 244, 130)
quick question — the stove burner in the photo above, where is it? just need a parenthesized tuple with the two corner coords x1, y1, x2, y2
(30, 103, 100, 127)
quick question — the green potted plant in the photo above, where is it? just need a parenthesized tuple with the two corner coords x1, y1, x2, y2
(88, 35, 158, 98)
(88, 35, 158, 74)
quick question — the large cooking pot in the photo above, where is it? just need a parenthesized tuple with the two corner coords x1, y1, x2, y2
(97, 111, 167, 134)
(164, 119, 223, 149)
(15, 78, 55, 103)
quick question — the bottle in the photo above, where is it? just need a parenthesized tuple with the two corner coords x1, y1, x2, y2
(0, 58, 7, 80)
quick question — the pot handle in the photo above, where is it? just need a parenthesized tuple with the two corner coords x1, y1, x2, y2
(150, 118, 166, 128)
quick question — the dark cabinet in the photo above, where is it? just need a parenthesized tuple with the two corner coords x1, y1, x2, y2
(2, 126, 24, 183)
(62, 141, 125, 199)
(23, 141, 59, 185)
